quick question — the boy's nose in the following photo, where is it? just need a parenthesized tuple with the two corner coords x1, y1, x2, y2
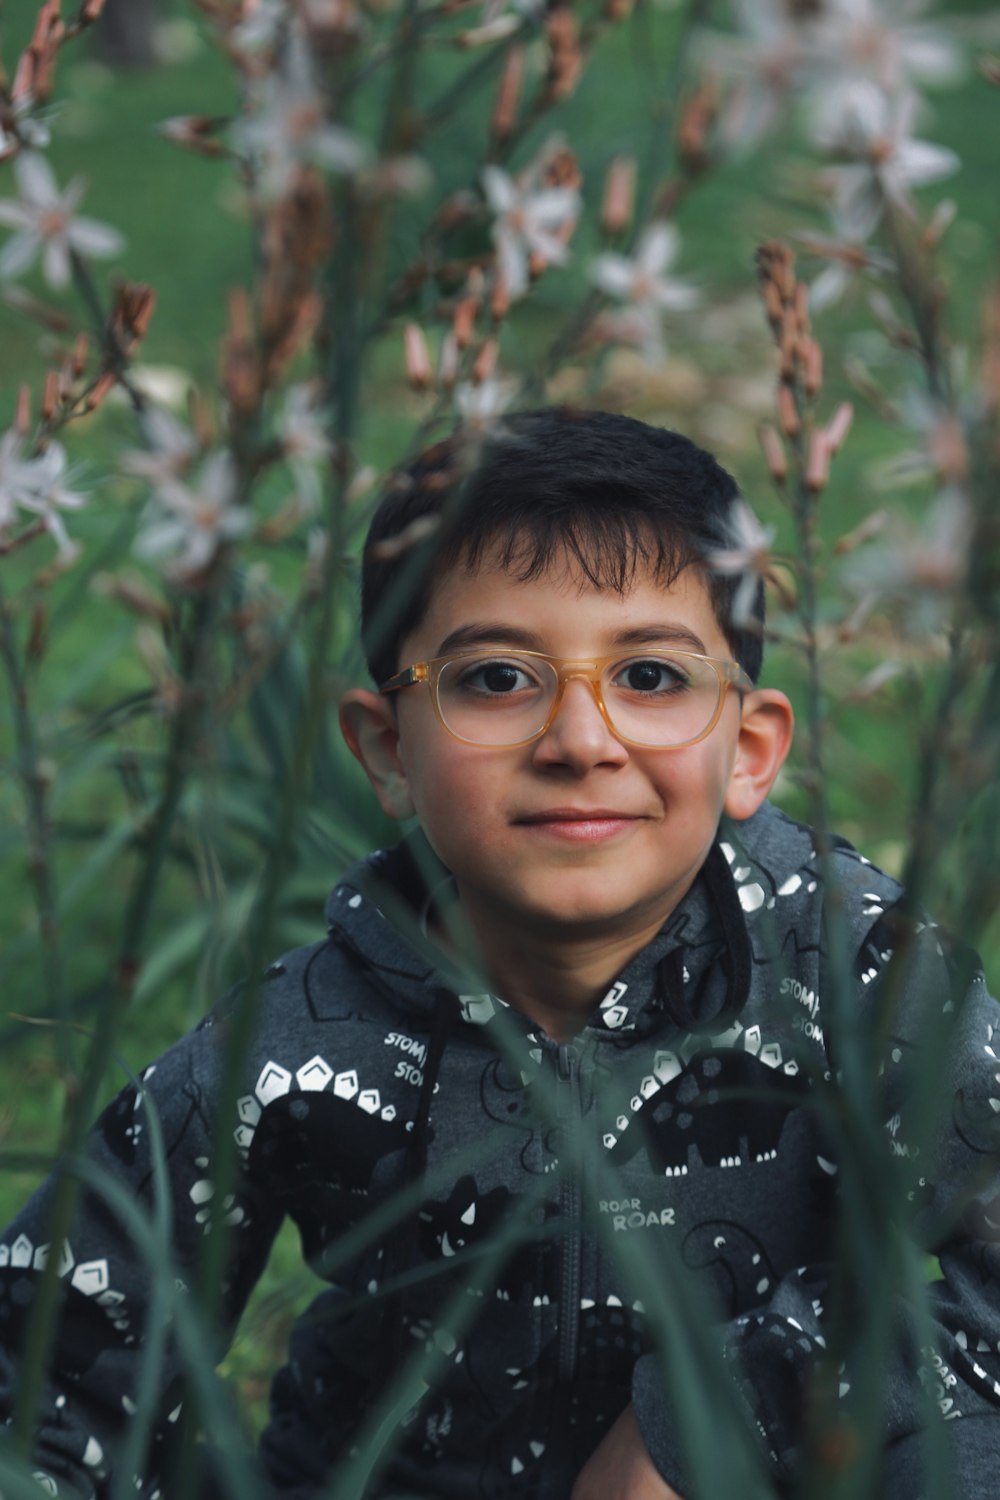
(530, 677, 629, 772)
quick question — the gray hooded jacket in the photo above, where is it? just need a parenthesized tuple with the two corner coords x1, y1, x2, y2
(1, 801, 999, 1498)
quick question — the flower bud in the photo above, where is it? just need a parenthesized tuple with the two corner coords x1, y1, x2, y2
(802, 337, 823, 397)
(824, 401, 854, 454)
(601, 156, 635, 236)
(15, 385, 31, 436)
(85, 370, 117, 412)
(472, 338, 498, 385)
(805, 430, 830, 493)
(794, 282, 810, 336)
(41, 369, 60, 422)
(453, 287, 480, 350)
(403, 322, 432, 391)
(758, 423, 787, 485)
(438, 330, 460, 389)
(491, 271, 511, 323)
(833, 510, 888, 556)
(777, 383, 799, 438)
(491, 45, 524, 142)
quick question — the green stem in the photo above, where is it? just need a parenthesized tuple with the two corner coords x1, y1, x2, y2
(0, 574, 70, 1076)
(11, 565, 228, 1454)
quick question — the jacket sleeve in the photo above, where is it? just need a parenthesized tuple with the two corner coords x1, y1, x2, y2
(0, 1010, 284, 1498)
(631, 915, 1000, 1499)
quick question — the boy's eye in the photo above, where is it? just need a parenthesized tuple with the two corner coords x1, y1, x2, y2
(612, 656, 692, 695)
(452, 657, 540, 695)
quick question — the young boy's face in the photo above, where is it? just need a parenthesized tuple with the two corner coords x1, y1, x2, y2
(342, 549, 792, 952)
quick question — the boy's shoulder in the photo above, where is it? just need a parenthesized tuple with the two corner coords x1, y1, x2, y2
(723, 799, 905, 945)
(210, 839, 447, 1044)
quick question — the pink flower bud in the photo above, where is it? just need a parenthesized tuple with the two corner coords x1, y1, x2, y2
(601, 156, 635, 236)
(758, 423, 787, 485)
(777, 384, 799, 439)
(403, 323, 432, 391)
(802, 338, 823, 398)
(806, 431, 830, 494)
(15, 384, 30, 436)
(824, 401, 854, 454)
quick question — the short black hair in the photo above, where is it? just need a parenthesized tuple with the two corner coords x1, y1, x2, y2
(360, 407, 764, 686)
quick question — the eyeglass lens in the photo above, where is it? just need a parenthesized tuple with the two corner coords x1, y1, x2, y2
(435, 652, 723, 747)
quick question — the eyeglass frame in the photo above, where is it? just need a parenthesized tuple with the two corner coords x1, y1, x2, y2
(378, 647, 754, 749)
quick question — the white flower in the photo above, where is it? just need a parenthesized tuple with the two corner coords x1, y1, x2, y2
(121, 408, 199, 486)
(0, 431, 87, 555)
(481, 163, 579, 299)
(15, 442, 87, 557)
(0, 428, 32, 529)
(455, 376, 518, 430)
(591, 223, 698, 360)
(696, 0, 817, 150)
(798, 227, 894, 311)
(0, 95, 51, 161)
(230, 0, 288, 55)
(236, 27, 370, 198)
(809, 0, 965, 138)
(135, 452, 251, 581)
(0, 153, 124, 289)
(702, 498, 776, 627)
(841, 485, 971, 635)
(819, 87, 959, 237)
(278, 383, 332, 510)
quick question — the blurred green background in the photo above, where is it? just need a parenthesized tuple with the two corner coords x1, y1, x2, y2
(1, 0, 999, 1433)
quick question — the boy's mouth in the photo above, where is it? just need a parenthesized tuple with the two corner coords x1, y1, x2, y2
(515, 808, 646, 841)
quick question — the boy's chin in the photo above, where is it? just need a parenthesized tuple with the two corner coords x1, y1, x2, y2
(490, 879, 680, 941)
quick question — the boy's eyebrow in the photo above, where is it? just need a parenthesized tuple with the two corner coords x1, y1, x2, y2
(434, 623, 711, 656)
(436, 624, 546, 654)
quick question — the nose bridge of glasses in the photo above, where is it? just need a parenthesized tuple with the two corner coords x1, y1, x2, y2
(546, 664, 614, 731)
(555, 659, 601, 681)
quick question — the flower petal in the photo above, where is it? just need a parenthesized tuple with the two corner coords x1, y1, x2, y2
(14, 151, 58, 208)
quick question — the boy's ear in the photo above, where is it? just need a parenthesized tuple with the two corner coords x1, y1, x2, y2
(723, 688, 795, 822)
(339, 689, 416, 821)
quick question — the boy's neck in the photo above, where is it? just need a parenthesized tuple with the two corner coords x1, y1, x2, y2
(446, 901, 670, 1044)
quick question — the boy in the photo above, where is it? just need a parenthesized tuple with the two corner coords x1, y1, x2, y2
(1, 407, 998, 1498)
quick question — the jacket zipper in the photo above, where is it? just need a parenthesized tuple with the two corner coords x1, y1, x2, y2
(556, 1042, 582, 1386)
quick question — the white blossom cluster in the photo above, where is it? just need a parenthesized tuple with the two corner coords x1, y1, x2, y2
(0, 429, 85, 557)
(700, 0, 966, 307)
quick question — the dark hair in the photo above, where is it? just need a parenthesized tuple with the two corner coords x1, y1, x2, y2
(360, 407, 764, 686)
